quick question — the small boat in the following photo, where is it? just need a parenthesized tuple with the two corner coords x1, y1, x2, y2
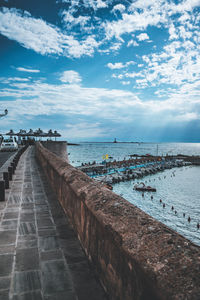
(134, 182, 156, 192)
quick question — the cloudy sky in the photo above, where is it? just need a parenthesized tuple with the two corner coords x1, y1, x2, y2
(0, 0, 200, 142)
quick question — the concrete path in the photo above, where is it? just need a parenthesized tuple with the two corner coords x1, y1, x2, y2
(0, 146, 108, 300)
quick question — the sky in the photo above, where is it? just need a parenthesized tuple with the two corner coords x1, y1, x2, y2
(0, 0, 200, 142)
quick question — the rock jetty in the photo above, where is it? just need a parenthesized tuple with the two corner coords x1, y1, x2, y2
(77, 156, 191, 185)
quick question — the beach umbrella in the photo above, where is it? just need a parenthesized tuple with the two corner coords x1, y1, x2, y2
(40, 130, 48, 138)
(34, 128, 48, 140)
(17, 129, 27, 137)
(16, 129, 27, 144)
(47, 129, 54, 140)
(34, 128, 42, 137)
(53, 130, 61, 137)
(6, 129, 16, 136)
(27, 129, 34, 137)
(53, 130, 61, 140)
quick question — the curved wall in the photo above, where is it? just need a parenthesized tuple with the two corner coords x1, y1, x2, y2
(41, 141, 68, 162)
(35, 142, 200, 300)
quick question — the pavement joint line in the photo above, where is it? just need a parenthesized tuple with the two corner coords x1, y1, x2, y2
(32, 147, 45, 300)
(8, 147, 29, 300)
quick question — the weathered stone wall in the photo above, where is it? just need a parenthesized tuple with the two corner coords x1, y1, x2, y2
(41, 141, 68, 162)
(35, 142, 200, 300)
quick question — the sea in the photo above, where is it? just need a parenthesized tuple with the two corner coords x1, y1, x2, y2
(68, 142, 200, 246)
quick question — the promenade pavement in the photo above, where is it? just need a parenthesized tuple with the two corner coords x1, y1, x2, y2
(0, 146, 108, 300)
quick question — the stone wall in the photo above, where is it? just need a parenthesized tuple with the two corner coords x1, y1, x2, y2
(41, 141, 68, 162)
(35, 142, 200, 300)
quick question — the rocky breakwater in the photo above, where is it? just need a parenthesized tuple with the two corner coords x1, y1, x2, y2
(79, 157, 191, 186)
(36, 142, 200, 300)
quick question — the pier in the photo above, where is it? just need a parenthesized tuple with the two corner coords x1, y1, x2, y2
(0, 144, 200, 300)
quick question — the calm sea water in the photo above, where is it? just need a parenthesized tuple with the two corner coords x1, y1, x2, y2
(68, 143, 200, 246)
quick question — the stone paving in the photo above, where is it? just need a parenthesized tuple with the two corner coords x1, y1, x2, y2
(0, 146, 108, 300)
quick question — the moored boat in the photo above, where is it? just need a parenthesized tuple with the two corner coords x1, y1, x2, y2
(134, 182, 156, 192)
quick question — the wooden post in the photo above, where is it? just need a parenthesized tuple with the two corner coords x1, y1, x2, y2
(3, 172, 9, 189)
(0, 181, 5, 201)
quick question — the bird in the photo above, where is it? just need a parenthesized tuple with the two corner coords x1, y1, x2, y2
(171, 206, 174, 211)
(188, 216, 191, 222)
(183, 213, 185, 217)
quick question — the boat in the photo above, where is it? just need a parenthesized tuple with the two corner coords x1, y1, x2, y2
(134, 182, 156, 192)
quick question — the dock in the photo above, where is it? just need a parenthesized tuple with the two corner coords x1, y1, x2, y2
(0, 147, 108, 300)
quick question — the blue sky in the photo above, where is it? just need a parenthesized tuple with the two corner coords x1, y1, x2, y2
(0, 0, 200, 142)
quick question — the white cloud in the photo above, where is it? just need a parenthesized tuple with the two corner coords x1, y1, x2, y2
(178, 12, 190, 23)
(170, 0, 200, 13)
(139, 37, 200, 87)
(107, 61, 135, 69)
(0, 77, 30, 83)
(96, 0, 107, 9)
(137, 33, 149, 41)
(0, 7, 99, 58)
(16, 67, 40, 73)
(124, 72, 142, 79)
(121, 81, 130, 85)
(107, 62, 124, 69)
(66, 35, 100, 58)
(0, 8, 63, 55)
(175, 112, 199, 122)
(103, 0, 200, 41)
(108, 42, 122, 52)
(103, 5, 167, 40)
(127, 39, 139, 47)
(112, 4, 126, 13)
(62, 0, 108, 11)
(62, 11, 90, 29)
(1, 73, 200, 139)
(60, 70, 82, 84)
(135, 78, 148, 87)
(129, 0, 156, 11)
(64, 122, 106, 138)
(1, 0, 200, 60)
(179, 25, 193, 39)
(168, 23, 178, 40)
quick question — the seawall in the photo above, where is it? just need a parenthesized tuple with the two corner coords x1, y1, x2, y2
(35, 142, 200, 300)
(41, 140, 68, 162)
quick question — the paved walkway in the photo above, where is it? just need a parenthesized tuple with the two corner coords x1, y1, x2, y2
(0, 146, 108, 300)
